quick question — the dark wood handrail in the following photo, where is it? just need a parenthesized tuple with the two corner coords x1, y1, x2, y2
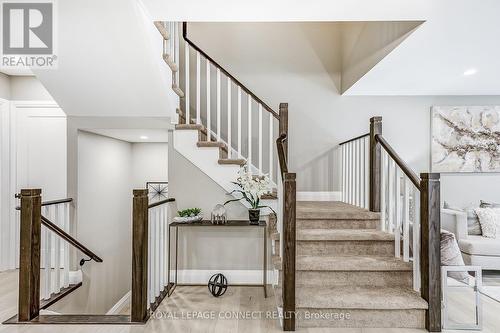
(148, 198, 175, 209)
(339, 133, 369, 146)
(41, 215, 103, 263)
(375, 134, 421, 189)
(16, 197, 73, 210)
(182, 22, 279, 119)
(276, 133, 288, 178)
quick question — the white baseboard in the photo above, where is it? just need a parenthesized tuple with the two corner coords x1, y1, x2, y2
(106, 290, 131, 315)
(297, 191, 341, 201)
(176, 269, 275, 285)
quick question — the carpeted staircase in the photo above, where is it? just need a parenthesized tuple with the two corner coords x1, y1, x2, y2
(272, 201, 428, 328)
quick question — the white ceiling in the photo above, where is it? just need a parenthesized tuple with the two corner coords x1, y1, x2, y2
(142, 0, 500, 96)
(84, 129, 169, 143)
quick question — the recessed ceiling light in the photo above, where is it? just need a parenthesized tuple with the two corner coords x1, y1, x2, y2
(140, 135, 149, 140)
(463, 68, 477, 76)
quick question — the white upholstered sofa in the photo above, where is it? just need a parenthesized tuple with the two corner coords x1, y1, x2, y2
(442, 208, 500, 270)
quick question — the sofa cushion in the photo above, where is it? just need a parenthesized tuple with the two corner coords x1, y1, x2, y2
(441, 230, 468, 282)
(480, 200, 500, 208)
(458, 235, 500, 256)
(475, 208, 500, 238)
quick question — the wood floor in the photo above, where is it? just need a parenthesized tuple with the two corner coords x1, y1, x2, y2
(1, 269, 500, 332)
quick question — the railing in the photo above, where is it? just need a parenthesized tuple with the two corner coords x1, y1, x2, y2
(13, 189, 103, 323)
(340, 116, 441, 332)
(155, 21, 279, 184)
(131, 190, 175, 322)
(339, 133, 369, 209)
(275, 104, 296, 331)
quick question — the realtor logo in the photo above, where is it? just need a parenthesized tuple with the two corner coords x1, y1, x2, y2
(1, 1, 57, 68)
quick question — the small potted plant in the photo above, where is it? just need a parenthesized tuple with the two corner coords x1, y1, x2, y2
(224, 166, 275, 224)
(173, 208, 202, 223)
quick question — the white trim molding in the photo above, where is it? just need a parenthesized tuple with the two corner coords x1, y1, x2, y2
(297, 191, 341, 201)
(106, 290, 131, 315)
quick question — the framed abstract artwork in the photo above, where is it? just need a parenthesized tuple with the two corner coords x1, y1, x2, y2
(431, 106, 500, 173)
(146, 181, 169, 203)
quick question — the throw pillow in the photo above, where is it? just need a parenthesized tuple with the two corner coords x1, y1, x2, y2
(475, 208, 500, 238)
(441, 229, 469, 282)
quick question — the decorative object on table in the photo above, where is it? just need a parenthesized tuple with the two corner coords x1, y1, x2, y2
(146, 182, 168, 203)
(474, 207, 500, 239)
(207, 273, 228, 297)
(211, 204, 227, 225)
(172, 207, 202, 223)
(431, 106, 500, 173)
(224, 166, 276, 225)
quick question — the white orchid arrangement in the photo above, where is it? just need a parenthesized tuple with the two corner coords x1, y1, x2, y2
(224, 166, 276, 213)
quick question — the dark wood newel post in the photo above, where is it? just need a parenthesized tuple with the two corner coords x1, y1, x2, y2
(282, 172, 296, 331)
(279, 103, 289, 160)
(131, 189, 149, 322)
(420, 173, 441, 332)
(18, 189, 42, 322)
(369, 116, 382, 212)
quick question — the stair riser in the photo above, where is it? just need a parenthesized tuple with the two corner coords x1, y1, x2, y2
(297, 219, 378, 230)
(279, 271, 413, 288)
(297, 241, 394, 256)
(297, 308, 425, 328)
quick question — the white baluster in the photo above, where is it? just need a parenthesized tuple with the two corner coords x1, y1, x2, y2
(341, 145, 345, 202)
(388, 159, 395, 233)
(196, 51, 201, 124)
(237, 87, 242, 158)
(365, 137, 370, 209)
(347, 143, 351, 204)
(54, 205, 61, 293)
(258, 104, 263, 174)
(216, 69, 221, 141)
(63, 202, 69, 288)
(159, 208, 164, 292)
(206, 60, 211, 140)
(147, 210, 152, 305)
(184, 43, 190, 124)
(413, 187, 421, 292)
(44, 208, 52, 299)
(403, 177, 410, 262)
(355, 140, 360, 207)
(269, 113, 273, 180)
(380, 151, 387, 231)
(155, 209, 160, 297)
(394, 167, 401, 258)
(248, 96, 252, 167)
(227, 78, 232, 158)
(163, 205, 168, 285)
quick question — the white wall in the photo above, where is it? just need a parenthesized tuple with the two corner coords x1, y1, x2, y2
(131, 142, 168, 189)
(188, 22, 500, 207)
(52, 131, 133, 313)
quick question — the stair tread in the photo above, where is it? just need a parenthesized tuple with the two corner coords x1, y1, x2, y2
(175, 124, 203, 130)
(276, 286, 427, 310)
(218, 159, 246, 165)
(297, 229, 394, 241)
(275, 255, 412, 271)
(197, 141, 227, 148)
(297, 201, 380, 220)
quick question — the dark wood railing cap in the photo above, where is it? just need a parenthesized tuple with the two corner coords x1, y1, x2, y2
(133, 189, 148, 197)
(148, 198, 175, 209)
(21, 189, 41, 196)
(420, 173, 440, 180)
(339, 133, 370, 146)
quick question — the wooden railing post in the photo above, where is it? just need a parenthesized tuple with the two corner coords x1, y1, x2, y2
(279, 103, 288, 160)
(420, 173, 441, 332)
(282, 172, 296, 331)
(18, 188, 42, 322)
(369, 116, 382, 212)
(131, 189, 149, 322)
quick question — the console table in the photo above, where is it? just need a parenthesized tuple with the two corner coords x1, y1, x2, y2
(166, 220, 267, 298)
